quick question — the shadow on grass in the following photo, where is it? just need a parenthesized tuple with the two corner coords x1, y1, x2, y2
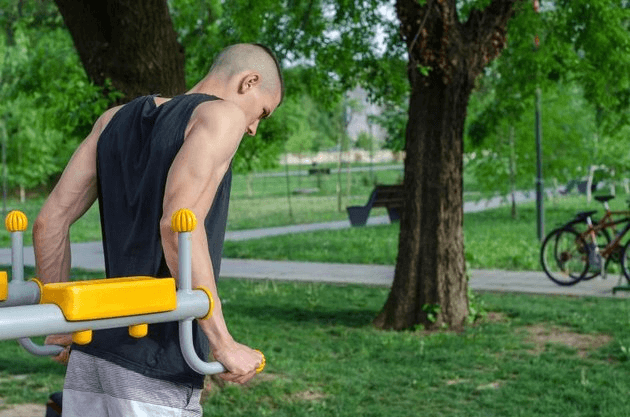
(229, 304, 379, 328)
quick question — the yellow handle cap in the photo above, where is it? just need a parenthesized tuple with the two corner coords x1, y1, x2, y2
(72, 330, 92, 345)
(195, 286, 215, 320)
(171, 209, 197, 233)
(129, 324, 148, 338)
(254, 350, 266, 373)
(5, 211, 28, 232)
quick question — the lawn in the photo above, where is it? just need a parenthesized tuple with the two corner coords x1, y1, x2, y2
(0, 162, 505, 247)
(4, 191, 628, 273)
(223, 194, 630, 271)
(0, 266, 629, 416)
(1, 192, 629, 415)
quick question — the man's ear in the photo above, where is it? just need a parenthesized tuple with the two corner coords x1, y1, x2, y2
(238, 72, 262, 94)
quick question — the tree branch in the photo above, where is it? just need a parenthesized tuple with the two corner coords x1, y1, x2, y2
(464, 0, 522, 76)
(408, 0, 435, 62)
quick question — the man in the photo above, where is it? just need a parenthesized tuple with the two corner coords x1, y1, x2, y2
(33, 43, 284, 416)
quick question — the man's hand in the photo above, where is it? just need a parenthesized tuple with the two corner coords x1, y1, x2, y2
(212, 341, 265, 384)
(44, 334, 73, 365)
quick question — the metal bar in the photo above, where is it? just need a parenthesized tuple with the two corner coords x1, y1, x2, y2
(179, 318, 225, 375)
(0, 290, 209, 340)
(535, 87, 544, 241)
(11, 232, 23, 283)
(0, 281, 40, 307)
(175, 214, 225, 375)
(18, 338, 64, 356)
(178, 231, 192, 292)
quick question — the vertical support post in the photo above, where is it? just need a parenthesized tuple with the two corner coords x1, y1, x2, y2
(11, 231, 23, 283)
(535, 87, 544, 241)
(178, 231, 192, 293)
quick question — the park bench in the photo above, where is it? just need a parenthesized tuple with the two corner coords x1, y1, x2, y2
(559, 179, 599, 195)
(346, 184, 405, 227)
(308, 167, 331, 175)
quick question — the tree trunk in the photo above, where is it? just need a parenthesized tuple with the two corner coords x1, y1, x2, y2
(375, 0, 517, 330)
(336, 135, 343, 212)
(586, 164, 597, 204)
(374, 64, 471, 331)
(53, 0, 186, 102)
(508, 125, 517, 219)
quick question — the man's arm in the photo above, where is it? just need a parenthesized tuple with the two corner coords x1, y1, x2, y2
(33, 106, 120, 283)
(36, 106, 120, 361)
(160, 100, 262, 384)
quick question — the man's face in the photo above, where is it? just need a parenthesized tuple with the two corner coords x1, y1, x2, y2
(243, 87, 281, 137)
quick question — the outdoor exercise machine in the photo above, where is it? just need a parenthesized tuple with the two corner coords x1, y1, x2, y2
(0, 209, 264, 375)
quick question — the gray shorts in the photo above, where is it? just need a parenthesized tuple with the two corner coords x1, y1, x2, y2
(63, 350, 203, 417)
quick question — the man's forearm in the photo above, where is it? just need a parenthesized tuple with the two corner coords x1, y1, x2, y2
(161, 226, 234, 351)
(33, 219, 72, 284)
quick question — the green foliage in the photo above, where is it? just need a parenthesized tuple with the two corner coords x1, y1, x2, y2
(466, 262, 487, 323)
(0, 14, 115, 190)
(370, 101, 407, 152)
(279, 93, 337, 155)
(421, 303, 441, 323)
(169, 0, 405, 174)
(554, 0, 630, 134)
(355, 130, 378, 151)
(465, 1, 630, 193)
(168, 0, 224, 86)
(456, 0, 493, 22)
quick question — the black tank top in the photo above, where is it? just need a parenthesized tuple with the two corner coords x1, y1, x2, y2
(73, 94, 232, 388)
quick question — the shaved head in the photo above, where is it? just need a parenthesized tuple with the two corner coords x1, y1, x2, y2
(209, 43, 284, 103)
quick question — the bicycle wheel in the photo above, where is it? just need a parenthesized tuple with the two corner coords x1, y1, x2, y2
(540, 227, 589, 285)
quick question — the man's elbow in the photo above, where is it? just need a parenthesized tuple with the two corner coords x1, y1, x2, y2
(159, 217, 178, 252)
(32, 216, 44, 242)
(32, 214, 58, 243)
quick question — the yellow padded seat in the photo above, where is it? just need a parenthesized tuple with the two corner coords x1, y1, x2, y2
(0, 271, 7, 301)
(40, 277, 177, 321)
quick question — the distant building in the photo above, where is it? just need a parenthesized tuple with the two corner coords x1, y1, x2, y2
(346, 87, 387, 144)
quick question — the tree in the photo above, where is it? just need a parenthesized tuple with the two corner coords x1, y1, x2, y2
(51, 0, 524, 331)
(466, 82, 600, 204)
(466, 0, 630, 201)
(53, 0, 186, 102)
(373, 0, 522, 330)
(168, 0, 403, 176)
(0, 1, 113, 197)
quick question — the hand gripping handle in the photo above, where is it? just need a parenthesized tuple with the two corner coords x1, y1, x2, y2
(173, 209, 264, 375)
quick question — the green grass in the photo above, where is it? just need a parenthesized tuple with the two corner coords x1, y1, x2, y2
(0, 197, 102, 248)
(2, 268, 630, 416)
(224, 194, 630, 271)
(229, 166, 404, 199)
(6, 191, 630, 273)
(0, 163, 490, 246)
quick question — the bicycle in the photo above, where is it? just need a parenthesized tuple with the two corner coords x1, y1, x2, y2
(540, 195, 630, 286)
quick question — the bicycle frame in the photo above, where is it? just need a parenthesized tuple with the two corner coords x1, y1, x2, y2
(583, 216, 630, 258)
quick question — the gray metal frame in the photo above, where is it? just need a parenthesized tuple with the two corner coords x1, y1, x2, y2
(0, 213, 226, 375)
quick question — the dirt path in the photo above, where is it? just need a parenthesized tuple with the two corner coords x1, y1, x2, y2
(0, 403, 45, 417)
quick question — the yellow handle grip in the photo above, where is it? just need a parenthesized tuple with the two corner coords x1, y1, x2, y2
(5, 211, 28, 232)
(254, 349, 266, 373)
(171, 209, 197, 233)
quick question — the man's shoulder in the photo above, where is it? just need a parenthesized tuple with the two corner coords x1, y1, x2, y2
(193, 99, 243, 122)
(183, 99, 245, 147)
